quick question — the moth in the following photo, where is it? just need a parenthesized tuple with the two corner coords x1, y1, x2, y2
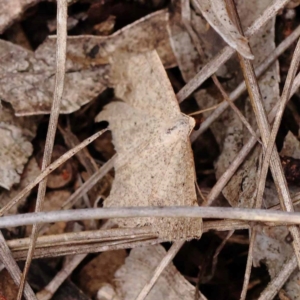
(96, 50, 202, 240)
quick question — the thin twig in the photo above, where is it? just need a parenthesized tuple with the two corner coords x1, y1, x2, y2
(0, 232, 37, 300)
(226, 0, 300, 269)
(256, 37, 300, 208)
(258, 256, 296, 300)
(210, 230, 234, 280)
(17, 1, 68, 298)
(191, 24, 300, 142)
(0, 129, 107, 216)
(36, 254, 87, 300)
(7, 227, 155, 251)
(177, 0, 290, 102)
(211, 76, 261, 144)
(3, 207, 300, 228)
(13, 237, 163, 261)
(61, 156, 115, 210)
(6, 220, 249, 254)
(205, 72, 300, 205)
(239, 230, 257, 300)
(181, 1, 260, 144)
(135, 241, 185, 300)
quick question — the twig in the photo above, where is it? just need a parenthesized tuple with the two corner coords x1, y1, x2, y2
(36, 254, 87, 300)
(205, 72, 300, 205)
(7, 227, 155, 251)
(181, 1, 260, 144)
(0, 232, 37, 300)
(13, 237, 163, 261)
(3, 207, 300, 228)
(17, 1, 68, 298)
(239, 230, 257, 300)
(258, 256, 296, 300)
(135, 240, 185, 300)
(191, 24, 300, 142)
(177, 0, 290, 102)
(226, 0, 300, 269)
(211, 76, 261, 144)
(256, 37, 300, 208)
(58, 124, 98, 176)
(0, 129, 107, 216)
(61, 156, 115, 210)
(6, 220, 249, 254)
(211, 230, 234, 278)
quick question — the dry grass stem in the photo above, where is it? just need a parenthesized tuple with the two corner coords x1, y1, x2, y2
(17, 1, 68, 298)
(13, 238, 164, 261)
(6, 220, 249, 255)
(206, 71, 300, 205)
(258, 256, 296, 300)
(135, 240, 185, 300)
(177, 0, 290, 103)
(256, 37, 300, 208)
(61, 155, 115, 210)
(3, 207, 300, 228)
(0, 129, 107, 216)
(0, 232, 36, 300)
(239, 230, 257, 300)
(226, 0, 300, 268)
(36, 254, 87, 300)
(211, 75, 261, 144)
(191, 24, 300, 142)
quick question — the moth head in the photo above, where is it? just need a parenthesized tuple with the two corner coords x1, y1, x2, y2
(166, 115, 195, 140)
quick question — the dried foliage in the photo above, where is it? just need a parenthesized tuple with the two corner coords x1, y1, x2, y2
(2, 0, 300, 299)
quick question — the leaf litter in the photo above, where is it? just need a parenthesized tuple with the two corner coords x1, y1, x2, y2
(1, 0, 300, 299)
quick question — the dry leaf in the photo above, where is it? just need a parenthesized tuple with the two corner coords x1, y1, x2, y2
(105, 245, 197, 300)
(0, 38, 110, 116)
(0, 10, 176, 116)
(167, 1, 202, 82)
(191, 0, 253, 59)
(280, 131, 300, 159)
(0, 104, 38, 190)
(0, 157, 39, 214)
(78, 250, 127, 298)
(96, 50, 202, 240)
(0, 268, 19, 300)
(192, 0, 280, 208)
(253, 182, 300, 299)
(0, 0, 41, 34)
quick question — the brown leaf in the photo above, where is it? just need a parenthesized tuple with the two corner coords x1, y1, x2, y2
(110, 245, 196, 300)
(0, 104, 38, 190)
(0, 0, 41, 34)
(0, 10, 176, 116)
(77, 250, 127, 298)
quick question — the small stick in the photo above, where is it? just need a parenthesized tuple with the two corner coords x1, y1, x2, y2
(191, 24, 300, 142)
(258, 256, 296, 300)
(17, 1, 68, 298)
(177, 0, 290, 102)
(0, 232, 37, 300)
(239, 230, 257, 300)
(256, 37, 300, 208)
(36, 254, 87, 300)
(0, 129, 107, 216)
(226, 0, 300, 269)
(3, 207, 300, 228)
(135, 240, 185, 300)
(205, 71, 300, 205)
